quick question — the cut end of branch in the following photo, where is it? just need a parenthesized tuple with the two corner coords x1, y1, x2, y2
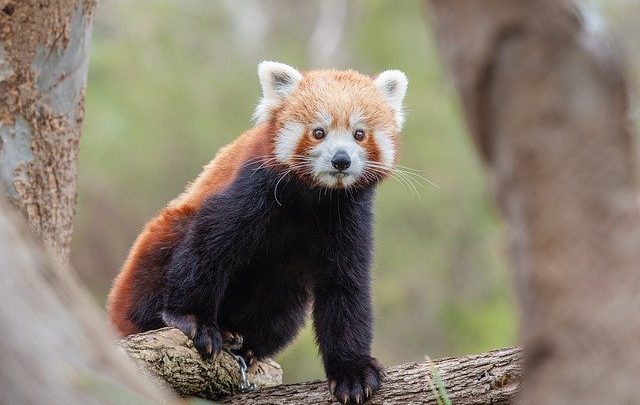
(117, 327, 282, 400)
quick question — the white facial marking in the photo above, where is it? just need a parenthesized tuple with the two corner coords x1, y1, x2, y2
(349, 111, 365, 129)
(310, 128, 367, 188)
(373, 130, 395, 169)
(375, 70, 408, 130)
(316, 110, 333, 129)
(277, 116, 397, 188)
(275, 122, 304, 163)
(254, 61, 303, 123)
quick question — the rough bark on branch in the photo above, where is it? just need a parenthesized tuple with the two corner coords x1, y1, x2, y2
(114, 329, 521, 404)
(428, 1, 640, 403)
(225, 347, 521, 405)
(115, 327, 521, 404)
(117, 327, 282, 400)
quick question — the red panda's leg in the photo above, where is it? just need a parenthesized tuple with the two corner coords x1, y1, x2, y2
(163, 164, 273, 359)
(163, 215, 264, 356)
(312, 206, 384, 404)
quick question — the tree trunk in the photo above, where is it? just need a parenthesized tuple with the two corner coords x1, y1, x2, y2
(0, 201, 177, 405)
(0, 0, 95, 259)
(427, 1, 640, 403)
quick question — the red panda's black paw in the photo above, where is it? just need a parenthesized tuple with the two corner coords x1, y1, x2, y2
(193, 323, 223, 360)
(161, 311, 198, 339)
(327, 357, 385, 404)
(221, 330, 244, 351)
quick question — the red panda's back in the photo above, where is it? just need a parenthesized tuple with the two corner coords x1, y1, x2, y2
(107, 123, 275, 336)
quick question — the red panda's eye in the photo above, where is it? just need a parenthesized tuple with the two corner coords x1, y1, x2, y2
(312, 128, 326, 140)
(354, 129, 366, 141)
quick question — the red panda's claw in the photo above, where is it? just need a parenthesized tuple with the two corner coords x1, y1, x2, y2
(327, 357, 384, 404)
(222, 330, 244, 350)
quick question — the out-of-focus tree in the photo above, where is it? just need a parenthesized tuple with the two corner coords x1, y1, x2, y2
(307, 0, 348, 67)
(0, 1, 178, 403)
(0, 200, 175, 404)
(428, 0, 640, 403)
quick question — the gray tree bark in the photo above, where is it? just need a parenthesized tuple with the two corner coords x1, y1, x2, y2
(427, 1, 640, 403)
(0, 0, 95, 259)
(117, 327, 282, 400)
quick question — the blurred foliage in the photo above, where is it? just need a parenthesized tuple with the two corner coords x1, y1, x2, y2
(73, 0, 640, 384)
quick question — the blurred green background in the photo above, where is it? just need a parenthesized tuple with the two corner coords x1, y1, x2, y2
(72, 0, 640, 384)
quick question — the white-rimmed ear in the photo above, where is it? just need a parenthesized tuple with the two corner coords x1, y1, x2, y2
(253, 61, 303, 123)
(375, 70, 408, 129)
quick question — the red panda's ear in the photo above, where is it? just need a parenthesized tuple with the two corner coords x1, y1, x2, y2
(375, 70, 408, 130)
(253, 61, 303, 123)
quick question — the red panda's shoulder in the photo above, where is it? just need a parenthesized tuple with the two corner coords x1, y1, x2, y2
(169, 123, 275, 211)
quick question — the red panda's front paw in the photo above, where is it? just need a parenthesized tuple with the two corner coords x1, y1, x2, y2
(327, 357, 385, 404)
(193, 323, 223, 359)
(160, 311, 223, 358)
(161, 311, 198, 338)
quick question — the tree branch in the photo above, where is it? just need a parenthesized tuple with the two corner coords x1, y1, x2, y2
(228, 347, 521, 405)
(117, 327, 521, 405)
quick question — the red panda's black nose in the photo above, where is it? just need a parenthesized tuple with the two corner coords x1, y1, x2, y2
(331, 152, 351, 171)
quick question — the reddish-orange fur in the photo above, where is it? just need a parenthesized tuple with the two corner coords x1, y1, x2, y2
(107, 123, 274, 335)
(108, 204, 195, 335)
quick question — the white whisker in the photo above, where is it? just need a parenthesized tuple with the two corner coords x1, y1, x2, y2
(274, 169, 292, 206)
(364, 159, 440, 191)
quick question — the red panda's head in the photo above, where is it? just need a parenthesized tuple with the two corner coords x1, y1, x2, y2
(254, 61, 407, 189)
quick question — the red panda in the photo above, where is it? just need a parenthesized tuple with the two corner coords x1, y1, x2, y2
(107, 61, 407, 404)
